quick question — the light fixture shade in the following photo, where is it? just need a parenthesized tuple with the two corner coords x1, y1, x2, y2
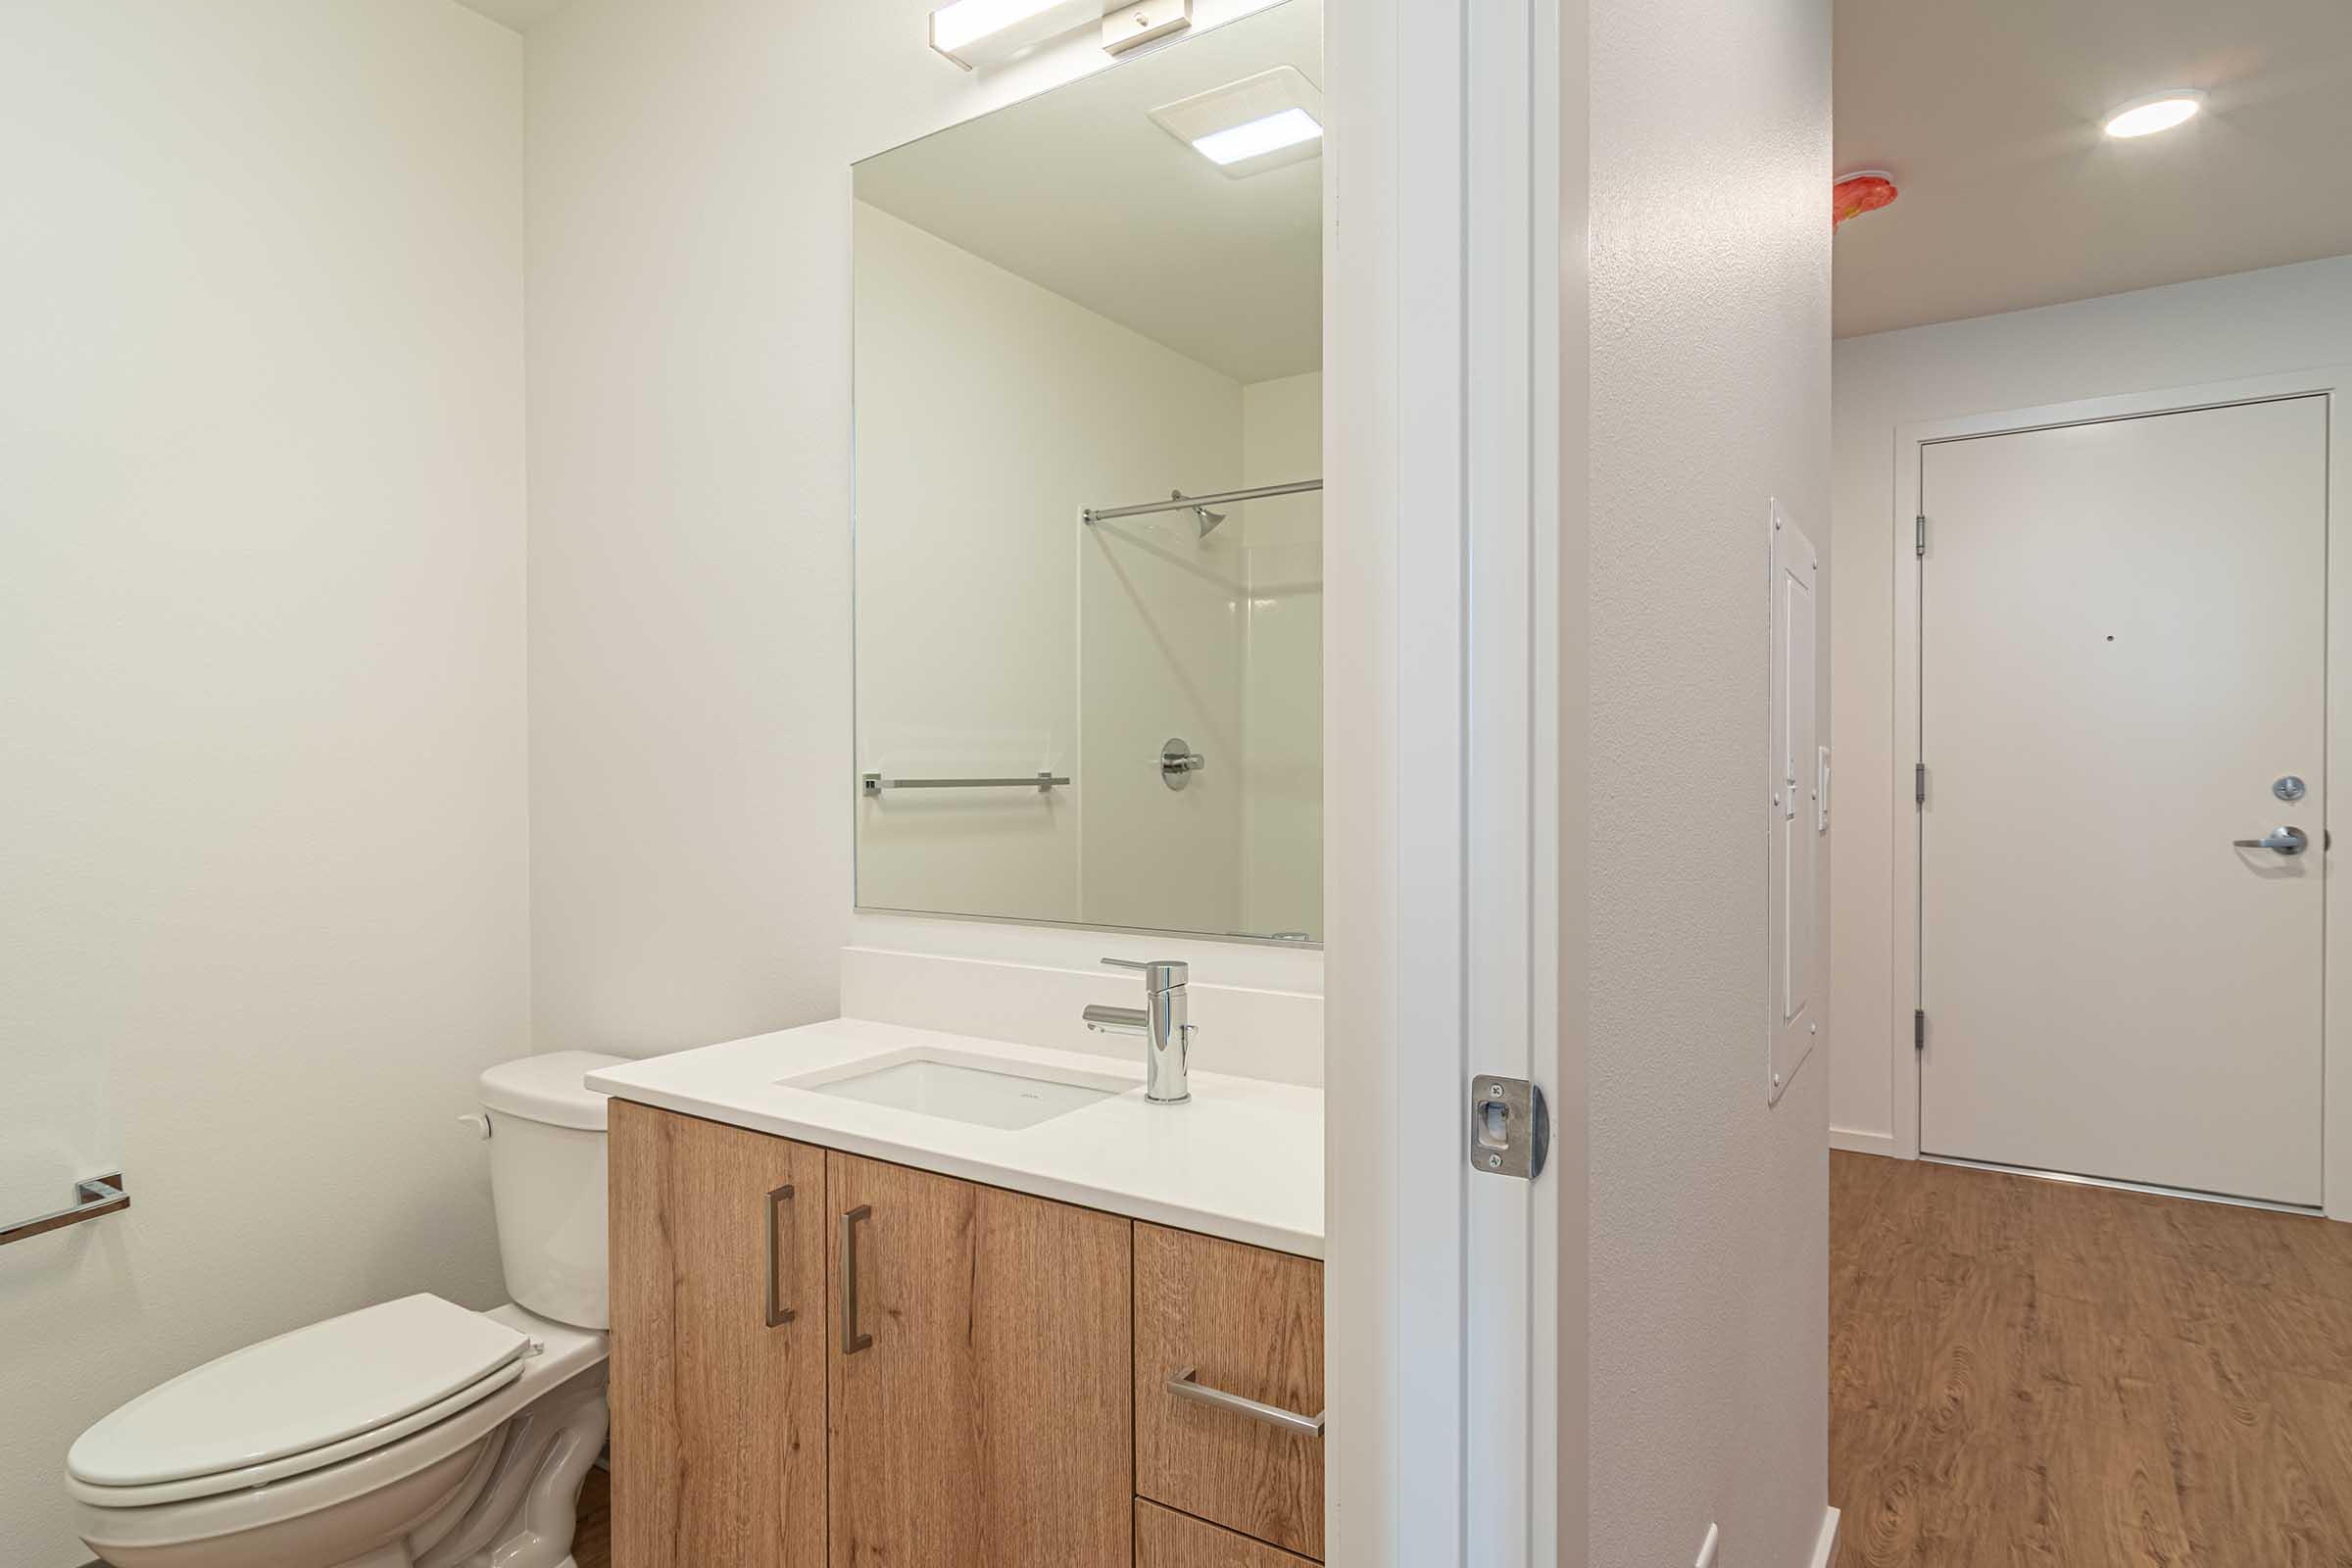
(930, 0, 1102, 70)
(1150, 66, 1325, 179)
(2103, 89, 2204, 138)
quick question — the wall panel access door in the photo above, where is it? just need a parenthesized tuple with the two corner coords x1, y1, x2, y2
(1918, 395, 2328, 1204)
(1771, 503, 1822, 1103)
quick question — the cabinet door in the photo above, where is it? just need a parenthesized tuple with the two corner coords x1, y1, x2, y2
(610, 1102, 827, 1568)
(827, 1152, 1132, 1568)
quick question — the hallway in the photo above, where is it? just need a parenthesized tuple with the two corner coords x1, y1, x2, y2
(1831, 1152, 2352, 1565)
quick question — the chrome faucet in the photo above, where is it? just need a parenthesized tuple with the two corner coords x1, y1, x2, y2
(1083, 957, 1192, 1104)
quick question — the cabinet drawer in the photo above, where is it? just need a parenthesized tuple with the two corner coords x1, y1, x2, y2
(1135, 1499, 1318, 1568)
(1134, 1224, 1324, 1559)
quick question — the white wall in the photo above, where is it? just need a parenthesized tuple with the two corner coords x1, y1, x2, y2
(1585, 0, 1832, 1561)
(0, 4, 527, 1562)
(1830, 254, 2352, 1147)
(852, 201, 1245, 928)
(1240, 371, 1324, 939)
(526, 0, 1311, 1065)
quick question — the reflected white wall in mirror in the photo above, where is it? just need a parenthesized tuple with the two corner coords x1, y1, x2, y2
(853, 0, 1322, 943)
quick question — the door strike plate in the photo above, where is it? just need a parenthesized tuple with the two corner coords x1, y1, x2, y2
(1470, 1075, 1549, 1180)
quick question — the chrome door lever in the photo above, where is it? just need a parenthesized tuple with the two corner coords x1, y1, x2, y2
(2233, 826, 2309, 855)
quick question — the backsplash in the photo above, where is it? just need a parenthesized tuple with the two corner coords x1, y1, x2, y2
(840, 947, 1324, 1088)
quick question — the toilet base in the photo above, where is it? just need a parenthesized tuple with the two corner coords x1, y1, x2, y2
(80, 1333, 609, 1568)
(413, 1369, 608, 1568)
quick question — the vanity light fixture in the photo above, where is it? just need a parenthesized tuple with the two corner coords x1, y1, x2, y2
(1149, 67, 1325, 178)
(1102, 0, 1191, 56)
(930, 0, 1191, 70)
(2103, 88, 2203, 138)
(929, 0, 1099, 70)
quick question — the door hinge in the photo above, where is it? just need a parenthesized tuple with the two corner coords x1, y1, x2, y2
(1915, 514, 1927, 557)
(1470, 1075, 1549, 1180)
(1915, 761, 1928, 805)
(1914, 1008, 1927, 1050)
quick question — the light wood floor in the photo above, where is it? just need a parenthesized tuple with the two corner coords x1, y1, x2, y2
(1832, 1151, 2352, 1567)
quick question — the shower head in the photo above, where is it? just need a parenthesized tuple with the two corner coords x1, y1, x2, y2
(1172, 490, 1229, 538)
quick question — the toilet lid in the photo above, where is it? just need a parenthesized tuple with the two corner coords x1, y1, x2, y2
(69, 1295, 530, 1489)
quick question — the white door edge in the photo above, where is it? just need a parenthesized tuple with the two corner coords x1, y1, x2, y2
(1324, 0, 1589, 1560)
(1888, 366, 2352, 1221)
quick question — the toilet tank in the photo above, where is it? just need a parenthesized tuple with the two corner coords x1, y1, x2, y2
(476, 1053, 627, 1330)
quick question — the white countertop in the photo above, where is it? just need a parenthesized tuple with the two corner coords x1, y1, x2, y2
(585, 1018, 1324, 1258)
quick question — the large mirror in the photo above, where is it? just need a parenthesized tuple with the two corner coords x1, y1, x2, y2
(853, 1, 1323, 943)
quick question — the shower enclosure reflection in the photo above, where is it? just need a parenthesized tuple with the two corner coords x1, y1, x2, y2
(851, 0, 1323, 942)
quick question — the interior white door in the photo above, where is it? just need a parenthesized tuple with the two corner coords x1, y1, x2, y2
(1919, 395, 2329, 1205)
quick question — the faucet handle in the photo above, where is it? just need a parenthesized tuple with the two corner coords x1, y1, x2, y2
(1102, 956, 1188, 990)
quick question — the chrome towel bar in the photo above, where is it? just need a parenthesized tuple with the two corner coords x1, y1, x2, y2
(1, 1173, 128, 1248)
(861, 771, 1067, 795)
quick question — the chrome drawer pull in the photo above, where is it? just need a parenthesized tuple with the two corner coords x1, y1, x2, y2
(1166, 1367, 1324, 1437)
(840, 1205, 873, 1354)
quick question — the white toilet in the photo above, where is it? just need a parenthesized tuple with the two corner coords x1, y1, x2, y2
(67, 1053, 626, 1568)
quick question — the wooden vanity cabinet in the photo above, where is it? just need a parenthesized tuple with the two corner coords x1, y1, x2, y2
(608, 1101, 829, 1568)
(609, 1103, 1319, 1568)
(825, 1150, 1133, 1568)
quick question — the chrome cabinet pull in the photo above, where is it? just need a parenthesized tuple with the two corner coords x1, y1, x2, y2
(840, 1204, 873, 1355)
(1165, 1366, 1324, 1437)
(763, 1184, 795, 1328)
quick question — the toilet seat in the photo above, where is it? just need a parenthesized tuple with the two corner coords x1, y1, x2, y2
(68, 1295, 529, 1506)
(67, 1359, 524, 1508)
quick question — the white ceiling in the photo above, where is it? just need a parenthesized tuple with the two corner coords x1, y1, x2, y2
(1834, 0, 2352, 338)
(451, 0, 570, 32)
(854, 1, 1322, 385)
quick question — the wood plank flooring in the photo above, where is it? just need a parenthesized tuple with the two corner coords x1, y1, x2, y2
(1832, 1151, 2352, 1567)
(577, 1464, 611, 1568)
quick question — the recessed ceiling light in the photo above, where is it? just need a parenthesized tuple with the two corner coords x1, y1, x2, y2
(2104, 89, 2203, 139)
(928, 0, 1100, 70)
(1150, 67, 1326, 178)
(1193, 107, 1322, 167)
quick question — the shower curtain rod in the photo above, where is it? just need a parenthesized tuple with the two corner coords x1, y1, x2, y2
(1080, 477, 1323, 525)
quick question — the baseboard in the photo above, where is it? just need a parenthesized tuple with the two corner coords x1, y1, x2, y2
(1829, 1126, 1897, 1157)
(1808, 1504, 1840, 1568)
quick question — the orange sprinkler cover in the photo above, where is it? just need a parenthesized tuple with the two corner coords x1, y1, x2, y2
(1833, 172, 1897, 230)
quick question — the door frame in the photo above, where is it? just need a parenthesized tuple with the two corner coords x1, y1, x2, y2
(1889, 366, 2352, 1218)
(1323, 0, 1588, 1558)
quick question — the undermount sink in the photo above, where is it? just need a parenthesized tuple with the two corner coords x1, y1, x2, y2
(782, 1049, 1128, 1130)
